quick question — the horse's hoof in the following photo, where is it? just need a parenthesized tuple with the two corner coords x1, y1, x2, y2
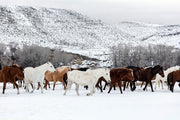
(87, 93, 92, 96)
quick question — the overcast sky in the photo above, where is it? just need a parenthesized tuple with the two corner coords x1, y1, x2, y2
(0, 0, 180, 25)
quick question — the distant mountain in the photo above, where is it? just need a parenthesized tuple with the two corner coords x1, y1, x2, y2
(0, 6, 180, 60)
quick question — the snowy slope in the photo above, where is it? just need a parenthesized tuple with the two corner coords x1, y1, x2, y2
(0, 6, 180, 60)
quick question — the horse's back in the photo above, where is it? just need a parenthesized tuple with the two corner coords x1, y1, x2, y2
(68, 70, 96, 85)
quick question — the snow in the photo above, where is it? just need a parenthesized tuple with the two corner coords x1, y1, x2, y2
(0, 82, 180, 120)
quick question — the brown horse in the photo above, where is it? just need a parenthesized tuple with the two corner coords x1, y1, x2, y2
(44, 66, 70, 90)
(134, 65, 164, 92)
(95, 76, 108, 92)
(108, 68, 134, 94)
(0, 65, 24, 94)
(167, 70, 180, 92)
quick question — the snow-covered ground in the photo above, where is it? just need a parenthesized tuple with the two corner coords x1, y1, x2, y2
(0, 82, 180, 120)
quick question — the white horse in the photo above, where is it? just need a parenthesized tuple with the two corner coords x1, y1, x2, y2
(64, 70, 97, 96)
(24, 62, 56, 93)
(86, 68, 110, 90)
(154, 66, 180, 89)
(86, 68, 110, 81)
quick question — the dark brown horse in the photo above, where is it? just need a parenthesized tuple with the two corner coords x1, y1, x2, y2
(126, 66, 141, 91)
(167, 70, 180, 92)
(0, 65, 24, 94)
(134, 65, 164, 92)
(95, 76, 108, 92)
(108, 68, 134, 94)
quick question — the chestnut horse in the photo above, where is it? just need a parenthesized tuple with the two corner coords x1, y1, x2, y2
(125, 66, 141, 91)
(134, 65, 164, 92)
(0, 65, 24, 94)
(108, 68, 134, 94)
(167, 70, 180, 92)
(44, 66, 70, 90)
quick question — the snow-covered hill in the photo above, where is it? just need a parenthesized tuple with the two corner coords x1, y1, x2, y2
(0, 6, 180, 60)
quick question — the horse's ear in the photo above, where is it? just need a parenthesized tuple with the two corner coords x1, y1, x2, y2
(20, 66, 24, 71)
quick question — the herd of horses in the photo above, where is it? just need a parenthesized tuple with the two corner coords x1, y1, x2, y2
(0, 62, 180, 96)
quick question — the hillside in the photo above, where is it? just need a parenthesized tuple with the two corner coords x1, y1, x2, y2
(0, 6, 180, 60)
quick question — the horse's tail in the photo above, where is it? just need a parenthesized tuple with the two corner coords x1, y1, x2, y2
(167, 72, 173, 88)
(63, 73, 68, 86)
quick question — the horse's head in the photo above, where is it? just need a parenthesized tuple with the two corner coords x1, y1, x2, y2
(46, 62, 56, 73)
(67, 66, 71, 71)
(158, 66, 164, 77)
(16, 66, 24, 80)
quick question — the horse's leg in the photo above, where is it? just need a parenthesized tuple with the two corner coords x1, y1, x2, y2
(18, 80, 22, 87)
(44, 80, 48, 90)
(63, 74, 67, 86)
(161, 80, 164, 89)
(75, 83, 80, 96)
(150, 81, 154, 92)
(155, 79, 158, 90)
(48, 82, 50, 88)
(40, 82, 43, 93)
(13, 84, 15, 89)
(132, 80, 136, 91)
(64, 81, 72, 95)
(2, 81, 7, 94)
(25, 81, 29, 92)
(103, 79, 108, 90)
(158, 80, 160, 89)
(108, 82, 115, 93)
(95, 78, 103, 92)
(13, 82, 20, 94)
(130, 82, 134, 91)
(113, 84, 116, 90)
(62, 81, 66, 90)
(140, 81, 144, 88)
(30, 82, 36, 93)
(37, 82, 40, 90)
(118, 81, 123, 94)
(170, 81, 176, 92)
(143, 82, 149, 91)
(126, 81, 129, 88)
(30, 83, 33, 89)
(87, 85, 95, 96)
(97, 83, 103, 93)
(123, 81, 126, 91)
(53, 80, 57, 90)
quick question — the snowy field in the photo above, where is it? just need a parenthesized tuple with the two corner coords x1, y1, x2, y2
(0, 82, 180, 120)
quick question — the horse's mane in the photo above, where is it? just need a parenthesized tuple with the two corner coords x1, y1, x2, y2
(127, 66, 141, 70)
(165, 66, 180, 73)
(11, 64, 20, 68)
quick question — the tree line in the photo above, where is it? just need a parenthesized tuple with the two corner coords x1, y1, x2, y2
(0, 43, 89, 68)
(111, 44, 180, 69)
(0, 43, 180, 70)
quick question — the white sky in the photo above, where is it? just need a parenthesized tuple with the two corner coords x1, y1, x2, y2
(0, 0, 180, 25)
